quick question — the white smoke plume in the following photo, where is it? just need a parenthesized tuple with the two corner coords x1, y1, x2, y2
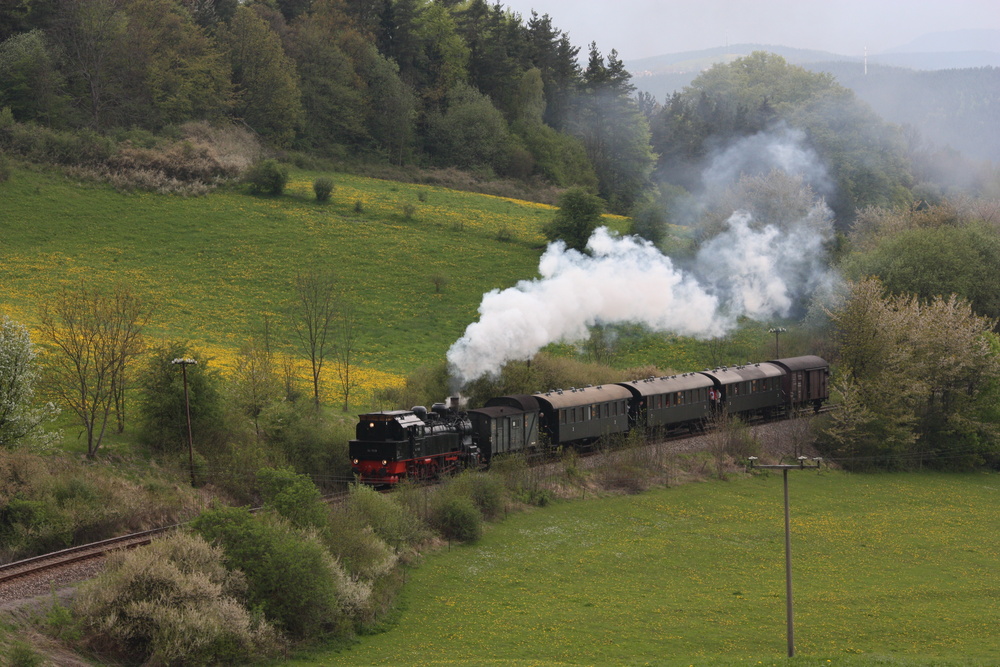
(447, 229, 723, 384)
(446, 126, 839, 385)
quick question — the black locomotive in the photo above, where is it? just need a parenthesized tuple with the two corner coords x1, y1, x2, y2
(349, 355, 829, 484)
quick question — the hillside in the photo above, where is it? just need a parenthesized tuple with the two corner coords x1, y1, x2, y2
(628, 40, 1000, 164)
(0, 166, 558, 399)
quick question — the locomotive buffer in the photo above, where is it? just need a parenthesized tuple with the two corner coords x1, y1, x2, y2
(746, 455, 822, 659)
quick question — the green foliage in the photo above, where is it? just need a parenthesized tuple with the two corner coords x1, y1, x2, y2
(191, 506, 348, 638)
(425, 82, 513, 173)
(136, 342, 225, 454)
(654, 52, 914, 224)
(346, 483, 429, 549)
(818, 277, 1000, 470)
(428, 491, 482, 543)
(220, 6, 302, 145)
(446, 471, 507, 520)
(0, 30, 67, 125)
(74, 531, 281, 665)
(313, 176, 334, 202)
(256, 467, 327, 530)
(287, 17, 367, 153)
(0, 121, 115, 165)
(324, 508, 397, 581)
(245, 158, 289, 195)
(542, 186, 605, 251)
(628, 200, 668, 247)
(844, 206, 1000, 321)
(512, 120, 598, 188)
(7, 642, 41, 667)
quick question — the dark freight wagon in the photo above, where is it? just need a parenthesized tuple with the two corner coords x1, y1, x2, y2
(768, 355, 830, 412)
(467, 395, 540, 463)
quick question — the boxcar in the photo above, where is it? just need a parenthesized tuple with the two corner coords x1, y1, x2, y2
(534, 384, 632, 445)
(467, 394, 541, 462)
(616, 373, 714, 432)
(768, 355, 830, 412)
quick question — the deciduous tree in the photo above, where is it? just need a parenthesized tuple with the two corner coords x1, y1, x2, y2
(219, 5, 302, 144)
(39, 282, 149, 457)
(0, 313, 59, 448)
(542, 186, 605, 252)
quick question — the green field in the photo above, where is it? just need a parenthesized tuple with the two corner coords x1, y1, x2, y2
(2, 165, 782, 408)
(300, 472, 999, 666)
(1, 166, 565, 397)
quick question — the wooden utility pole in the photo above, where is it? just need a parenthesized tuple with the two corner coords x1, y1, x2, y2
(747, 455, 821, 658)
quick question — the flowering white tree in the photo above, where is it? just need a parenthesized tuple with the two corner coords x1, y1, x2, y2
(0, 314, 59, 448)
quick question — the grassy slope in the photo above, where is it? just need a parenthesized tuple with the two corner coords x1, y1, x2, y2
(2, 166, 607, 400)
(309, 472, 1000, 666)
(1, 165, 783, 410)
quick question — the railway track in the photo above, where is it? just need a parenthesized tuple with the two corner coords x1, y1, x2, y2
(0, 526, 177, 589)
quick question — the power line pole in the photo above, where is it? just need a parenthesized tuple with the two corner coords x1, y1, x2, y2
(768, 327, 787, 358)
(747, 455, 821, 658)
(172, 357, 198, 486)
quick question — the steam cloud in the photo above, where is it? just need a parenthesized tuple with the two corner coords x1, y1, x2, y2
(446, 127, 838, 385)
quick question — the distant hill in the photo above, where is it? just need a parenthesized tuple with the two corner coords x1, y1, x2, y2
(627, 32, 1000, 100)
(626, 43, 861, 100)
(883, 29, 1000, 54)
(627, 32, 1000, 163)
(813, 62, 1000, 163)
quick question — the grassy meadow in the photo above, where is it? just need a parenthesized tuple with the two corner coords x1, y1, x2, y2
(2, 164, 784, 412)
(0, 166, 571, 403)
(302, 471, 1000, 666)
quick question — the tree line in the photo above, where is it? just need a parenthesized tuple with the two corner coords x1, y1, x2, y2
(1, 2, 944, 218)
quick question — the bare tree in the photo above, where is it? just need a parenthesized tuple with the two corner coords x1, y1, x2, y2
(231, 337, 281, 440)
(331, 294, 358, 412)
(291, 271, 337, 410)
(39, 282, 149, 457)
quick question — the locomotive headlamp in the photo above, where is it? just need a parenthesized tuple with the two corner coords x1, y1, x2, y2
(382, 460, 388, 465)
(352, 459, 359, 465)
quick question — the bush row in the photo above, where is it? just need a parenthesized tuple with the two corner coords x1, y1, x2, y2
(63, 467, 522, 664)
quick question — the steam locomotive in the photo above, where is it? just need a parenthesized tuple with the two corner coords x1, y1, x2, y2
(349, 355, 829, 484)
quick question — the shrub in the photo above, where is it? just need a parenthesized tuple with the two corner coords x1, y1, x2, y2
(346, 483, 429, 550)
(0, 153, 9, 183)
(429, 493, 482, 543)
(401, 202, 416, 220)
(325, 508, 397, 580)
(313, 177, 334, 202)
(354, 199, 364, 213)
(448, 471, 506, 520)
(256, 467, 328, 530)
(192, 506, 350, 639)
(245, 159, 288, 195)
(73, 532, 281, 665)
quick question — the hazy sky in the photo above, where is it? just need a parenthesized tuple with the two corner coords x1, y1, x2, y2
(497, 0, 1000, 61)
